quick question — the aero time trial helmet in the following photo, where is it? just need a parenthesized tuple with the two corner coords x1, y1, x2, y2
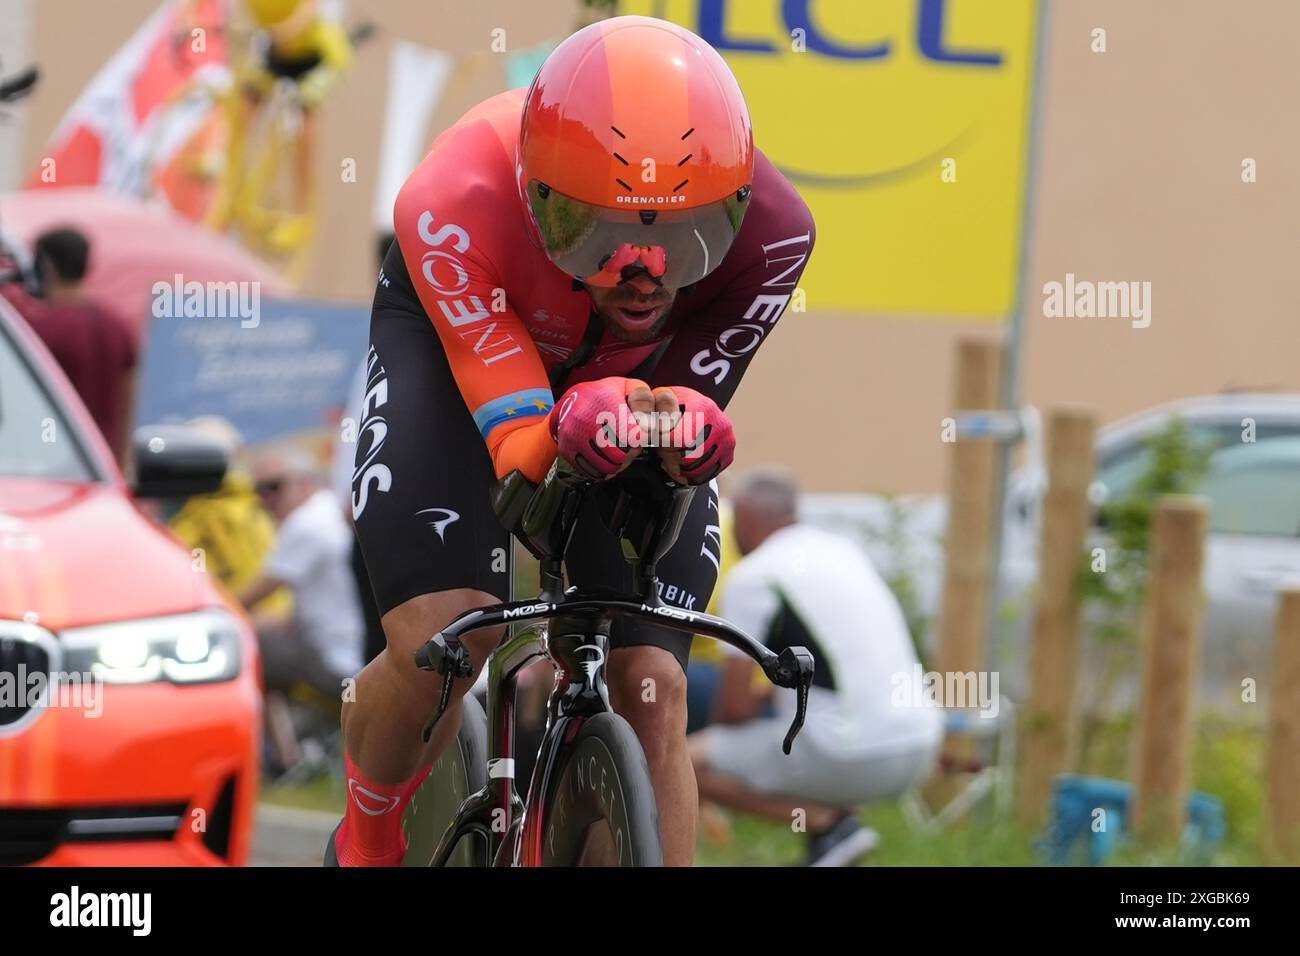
(518, 15, 754, 289)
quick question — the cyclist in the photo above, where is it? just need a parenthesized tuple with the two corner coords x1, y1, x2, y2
(333, 15, 815, 867)
(209, 0, 353, 248)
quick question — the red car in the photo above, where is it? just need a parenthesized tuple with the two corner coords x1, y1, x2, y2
(0, 294, 261, 866)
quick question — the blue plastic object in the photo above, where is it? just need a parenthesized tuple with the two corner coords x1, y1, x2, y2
(1040, 774, 1226, 865)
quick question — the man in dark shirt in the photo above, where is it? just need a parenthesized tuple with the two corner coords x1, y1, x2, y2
(2, 228, 137, 465)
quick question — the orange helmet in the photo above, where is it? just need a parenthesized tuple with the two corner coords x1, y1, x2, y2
(519, 15, 754, 288)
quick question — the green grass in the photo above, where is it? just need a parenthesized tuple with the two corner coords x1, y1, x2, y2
(262, 773, 345, 814)
(1072, 710, 1269, 866)
(260, 714, 1275, 866)
(695, 802, 1041, 867)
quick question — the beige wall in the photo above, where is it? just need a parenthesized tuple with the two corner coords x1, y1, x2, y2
(20, 0, 584, 293)
(18, 0, 1300, 493)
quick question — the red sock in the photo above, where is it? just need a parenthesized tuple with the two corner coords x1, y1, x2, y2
(334, 753, 432, 867)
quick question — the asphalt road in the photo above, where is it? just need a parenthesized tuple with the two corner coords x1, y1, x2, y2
(251, 804, 338, 867)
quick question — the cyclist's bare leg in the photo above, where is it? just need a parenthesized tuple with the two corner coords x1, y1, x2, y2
(601, 645, 696, 866)
(340, 588, 503, 784)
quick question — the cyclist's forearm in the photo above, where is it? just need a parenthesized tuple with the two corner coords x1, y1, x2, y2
(648, 260, 813, 410)
(649, 160, 816, 408)
(488, 419, 558, 483)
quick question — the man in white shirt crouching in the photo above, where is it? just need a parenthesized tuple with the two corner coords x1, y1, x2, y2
(689, 468, 942, 867)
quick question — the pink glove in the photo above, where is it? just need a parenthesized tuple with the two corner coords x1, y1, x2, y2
(650, 385, 735, 484)
(549, 377, 649, 479)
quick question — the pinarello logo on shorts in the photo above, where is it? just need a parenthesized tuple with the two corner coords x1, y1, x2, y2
(415, 507, 460, 542)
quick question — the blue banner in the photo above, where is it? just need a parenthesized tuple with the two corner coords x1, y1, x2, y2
(136, 298, 369, 448)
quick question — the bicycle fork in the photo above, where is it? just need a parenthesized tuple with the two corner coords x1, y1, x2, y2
(515, 620, 613, 866)
(426, 613, 613, 866)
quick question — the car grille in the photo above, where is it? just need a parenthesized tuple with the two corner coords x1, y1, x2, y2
(0, 629, 52, 730)
(0, 803, 188, 866)
(201, 775, 238, 861)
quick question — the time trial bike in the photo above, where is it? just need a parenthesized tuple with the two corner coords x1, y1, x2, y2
(398, 455, 815, 866)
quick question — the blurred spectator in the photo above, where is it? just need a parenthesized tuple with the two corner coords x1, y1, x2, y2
(239, 445, 364, 697)
(168, 416, 287, 611)
(689, 468, 943, 867)
(0, 226, 136, 466)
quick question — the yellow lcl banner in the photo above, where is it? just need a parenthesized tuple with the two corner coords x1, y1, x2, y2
(620, 0, 1041, 319)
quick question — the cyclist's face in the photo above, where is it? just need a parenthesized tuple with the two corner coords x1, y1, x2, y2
(585, 273, 677, 343)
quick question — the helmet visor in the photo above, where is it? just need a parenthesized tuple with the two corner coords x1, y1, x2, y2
(526, 180, 751, 288)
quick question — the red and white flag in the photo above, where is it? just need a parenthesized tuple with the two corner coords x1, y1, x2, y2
(26, 0, 232, 221)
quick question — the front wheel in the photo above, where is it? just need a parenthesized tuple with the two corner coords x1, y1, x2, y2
(538, 713, 663, 866)
(402, 691, 488, 866)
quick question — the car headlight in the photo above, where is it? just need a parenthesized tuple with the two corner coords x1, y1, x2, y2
(61, 610, 243, 685)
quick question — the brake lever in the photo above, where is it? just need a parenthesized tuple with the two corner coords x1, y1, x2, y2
(761, 646, 815, 755)
(414, 632, 474, 742)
